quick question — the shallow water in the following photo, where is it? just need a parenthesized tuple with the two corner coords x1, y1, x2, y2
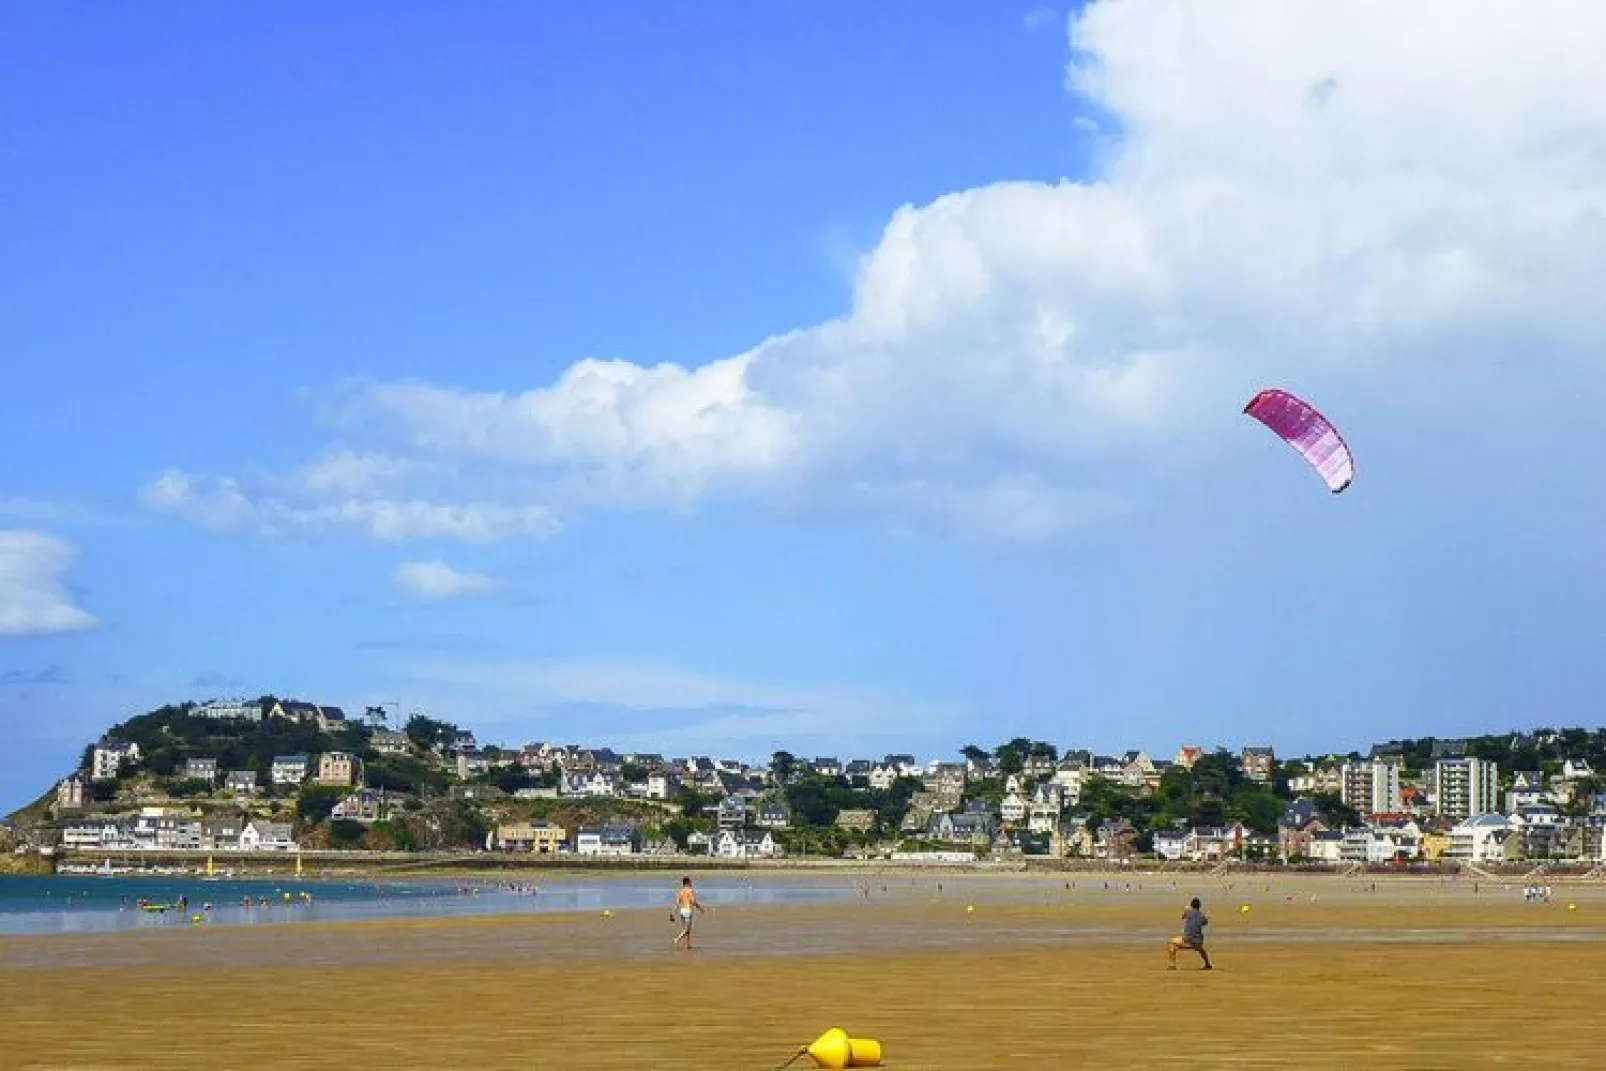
(0, 872, 856, 935)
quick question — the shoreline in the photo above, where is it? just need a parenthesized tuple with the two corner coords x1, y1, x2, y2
(37, 847, 1606, 881)
(8, 864, 1605, 943)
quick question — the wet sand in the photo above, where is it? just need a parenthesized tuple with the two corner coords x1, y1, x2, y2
(4, 872, 1604, 1068)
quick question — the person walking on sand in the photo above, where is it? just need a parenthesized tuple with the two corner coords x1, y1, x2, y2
(672, 876, 706, 950)
(1168, 897, 1213, 970)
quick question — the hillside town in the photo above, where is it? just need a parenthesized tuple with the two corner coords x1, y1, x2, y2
(19, 696, 1606, 870)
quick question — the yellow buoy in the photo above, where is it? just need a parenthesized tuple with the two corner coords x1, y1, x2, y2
(601, 909, 613, 919)
(1568, 903, 1577, 911)
(1240, 904, 1250, 914)
(780, 1028, 883, 1069)
(847, 1037, 882, 1065)
(965, 904, 975, 914)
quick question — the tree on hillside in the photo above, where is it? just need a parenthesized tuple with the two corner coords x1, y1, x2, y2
(328, 819, 366, 849)
(297, 785, 344, 826)
(433, 800, 489, 849)
(783, 774, 858, 828)
(769, 751, 797, 785)
(404, 713, 459, 753)
(993, 737, 1032, 775)
(1079, 774, 1155, 829)
(674, 786, 716, 820)
(482, 764, 533, 795)
(873, 776, 926, 832)
(959, 744, 989, 764)
(1311, 793, 1361, 829)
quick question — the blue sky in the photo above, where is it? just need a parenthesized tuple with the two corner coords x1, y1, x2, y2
(5, 1, 1606, 810)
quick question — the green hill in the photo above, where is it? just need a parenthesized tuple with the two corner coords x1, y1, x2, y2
(95, 697, 370, 780)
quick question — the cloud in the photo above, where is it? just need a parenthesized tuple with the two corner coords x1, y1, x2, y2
(140, 467, 559, 542)
(141, 1, 1606, 544)
(390, 657, 966, 757)
(0, 665, 71, 686)
(0, 531, 99, 637)
(353, 633, 494, 653)
(1022, 6, 1057, 32)
(393, 560, 499, 599)
(290, 449, 419, 497)
(0, 498, 75, 524)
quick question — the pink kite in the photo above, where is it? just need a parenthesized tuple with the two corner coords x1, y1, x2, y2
(1243, 388, 1354, 494)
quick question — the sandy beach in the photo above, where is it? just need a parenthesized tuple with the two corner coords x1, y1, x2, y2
(4, 871, 1604, 1069)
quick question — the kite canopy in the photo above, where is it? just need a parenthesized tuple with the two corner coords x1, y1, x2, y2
(1243, 388, 1354, 494)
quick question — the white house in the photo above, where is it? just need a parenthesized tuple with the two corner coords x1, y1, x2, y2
(195, 698, 262, 722)
(272, 754, 310, 786)
(1506, 771, 1548, 812)
(564, 771, 620, 797)
(61, 818, 129, 850)
(714, 829, 778, 859)
(184, 757, 219, 782)
(92, 740, 140, 781)
(370, 729, 410, 756)
(574, 824, 638, 856)
(1308, 829, 1345, 863)
(1445, 814, 1515, 863)
(1000, 788, 1028, 824)
(239, 820, 297, 852)
(1028, 782, 1064, 835)
(1050, 767, 1084, 805)
(1563, 759, 1594, 781)
(1154, 828, 1190, 861)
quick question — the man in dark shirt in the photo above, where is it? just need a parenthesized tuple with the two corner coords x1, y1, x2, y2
(1168, 897, 1214, 970)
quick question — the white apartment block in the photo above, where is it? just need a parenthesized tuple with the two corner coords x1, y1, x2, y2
(1341, 759, 1402, 816)
(1435, 757, 1500, 822)
(195, 698, 262, 722)
(92, 741, 140, 781)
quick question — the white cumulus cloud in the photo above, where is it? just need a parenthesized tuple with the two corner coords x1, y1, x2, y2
(141, 0, 1606, 543)
(141, 466, 559, 542)
(393, 560, 499, 599)
(0, 530, 99, 637)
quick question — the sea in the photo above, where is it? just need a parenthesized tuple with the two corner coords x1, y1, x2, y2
(0, 872, 855, 936)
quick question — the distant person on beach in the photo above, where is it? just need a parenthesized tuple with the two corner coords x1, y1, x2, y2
(1167, 897, 1213, 970)
(672, 877, 705, 950)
